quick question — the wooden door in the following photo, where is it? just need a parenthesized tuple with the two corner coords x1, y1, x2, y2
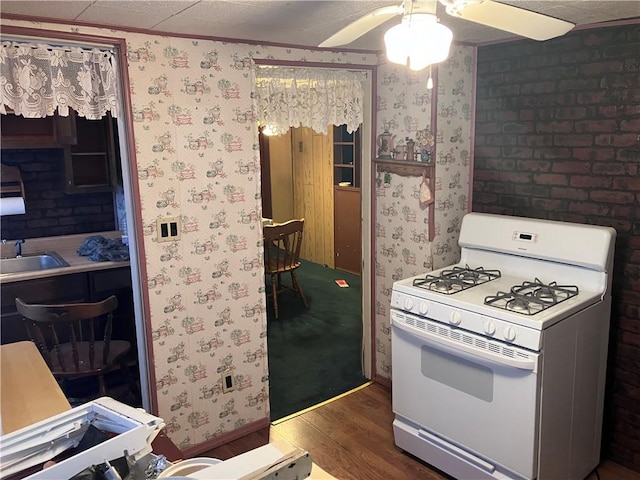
(258, 128, 273, 219)
(334, 187, 361, 275)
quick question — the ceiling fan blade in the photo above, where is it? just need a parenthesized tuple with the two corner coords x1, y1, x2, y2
(318, 5, 404, 48)
(445, 0, 575, 41)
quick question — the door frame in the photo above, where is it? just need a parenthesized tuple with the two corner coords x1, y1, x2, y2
(254, 59, 375, 378)
(2, 25, 154, 411)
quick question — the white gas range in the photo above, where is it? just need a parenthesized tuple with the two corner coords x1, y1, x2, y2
(390, 212, 616, 480)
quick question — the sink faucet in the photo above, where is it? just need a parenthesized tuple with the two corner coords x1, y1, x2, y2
(15, 239, 24, 257)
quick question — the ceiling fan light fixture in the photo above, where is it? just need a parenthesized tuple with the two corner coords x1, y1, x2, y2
(384, 13, 453, 71)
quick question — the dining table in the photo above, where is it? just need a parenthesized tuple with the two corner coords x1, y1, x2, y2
(0, 341, 72, 434)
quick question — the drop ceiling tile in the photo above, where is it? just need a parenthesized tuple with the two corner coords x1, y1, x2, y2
(1, 0, 93, 20)
(74, 1, 199, 30)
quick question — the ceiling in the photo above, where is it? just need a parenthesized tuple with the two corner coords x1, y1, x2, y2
(1, 1, 638, 51)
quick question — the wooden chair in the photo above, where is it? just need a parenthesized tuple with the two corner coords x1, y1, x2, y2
(15, 295, 133, 401)
(263, 218, 308, 319)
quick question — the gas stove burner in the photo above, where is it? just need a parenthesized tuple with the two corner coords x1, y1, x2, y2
(433, 280, 456, 293)
(515, 278, 578, 301)
(446, 266, 501, 284)
(413, 265, 501, 295)
(507, 297, 530, 312)
(458, 270, 484, 284)
(535, 286, 557, 303)
(484, 278, 579, 315)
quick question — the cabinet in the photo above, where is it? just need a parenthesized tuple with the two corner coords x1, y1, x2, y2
(333, 125, 361, 275)
(333, 125, 360, 187)
(0, 268, 134, 346)
(0, 110, 76, 148)
(0, 110, 118, 194)
(334, 186, 361, 275)
(65, 113, 118, 193)
(0, 274, 88, 345)
(89, 267, 135, 348)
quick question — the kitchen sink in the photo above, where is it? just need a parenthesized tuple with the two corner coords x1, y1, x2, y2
(0, 252, 69, 274)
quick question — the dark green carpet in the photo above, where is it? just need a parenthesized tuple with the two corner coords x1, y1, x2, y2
(266, 260, 366, 421)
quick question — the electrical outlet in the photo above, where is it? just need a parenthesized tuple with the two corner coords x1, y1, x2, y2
(222, 372, 235, 393)
(156, 216, 181, 242)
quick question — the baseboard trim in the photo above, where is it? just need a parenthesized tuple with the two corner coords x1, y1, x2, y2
(373, 374, 391, 389)
(181, 417, 270, 458)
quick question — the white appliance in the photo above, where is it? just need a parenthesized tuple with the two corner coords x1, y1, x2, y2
(390, 212, 616, 480)
(0, 397, 164, 479)
(0, 397, 312, 480)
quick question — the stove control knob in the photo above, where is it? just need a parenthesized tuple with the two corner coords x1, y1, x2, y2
(450, 310, 462, 326)
(419, 303, 429, 315)
(504, 326, 516, 342)
(483, 320, 496, 336)
(404, 298, 414, 311)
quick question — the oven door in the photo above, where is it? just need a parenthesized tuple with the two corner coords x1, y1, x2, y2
(391, 309, 541, 480)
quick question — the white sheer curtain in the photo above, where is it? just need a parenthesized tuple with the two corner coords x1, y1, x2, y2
(0, 41, 118, 119)
(255, 66, 366, 136)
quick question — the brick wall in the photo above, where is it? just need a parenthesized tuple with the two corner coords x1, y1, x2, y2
(473, 23, 640, 471)
(0, 149, 115, 241)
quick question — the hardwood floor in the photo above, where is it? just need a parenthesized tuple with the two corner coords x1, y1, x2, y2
(203, 382, 640, 480)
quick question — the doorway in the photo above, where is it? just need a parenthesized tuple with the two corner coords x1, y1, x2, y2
(259, 125, 366, 419)
(254, 62, 374, 381)
(1, 27, 152, 411)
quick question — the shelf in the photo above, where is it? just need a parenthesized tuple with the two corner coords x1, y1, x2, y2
(333, 124, 360, 188)
(375, 159, 434, 177)
(64, 114, 117, 193)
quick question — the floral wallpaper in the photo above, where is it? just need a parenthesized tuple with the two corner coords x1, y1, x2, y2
(3, 17, 474, 451)
(129, 36, 268, 449)
(117, 35, 374, 450)
(374, 45, 475, 380)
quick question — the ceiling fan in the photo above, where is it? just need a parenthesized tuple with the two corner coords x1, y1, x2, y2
(318, 0, 575, 48)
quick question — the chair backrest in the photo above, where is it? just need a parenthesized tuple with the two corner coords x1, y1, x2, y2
(263, 218, 305, 274)
(15, 295, 119, 374)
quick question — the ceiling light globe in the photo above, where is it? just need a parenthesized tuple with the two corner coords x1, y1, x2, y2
(384, 13, 453, 71)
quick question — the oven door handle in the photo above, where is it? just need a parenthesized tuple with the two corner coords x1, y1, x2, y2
(392, 317, 536, 371)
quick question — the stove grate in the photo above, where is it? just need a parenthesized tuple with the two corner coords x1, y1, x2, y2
(484, 278, 579, 315)
(412, 265, 501, 295)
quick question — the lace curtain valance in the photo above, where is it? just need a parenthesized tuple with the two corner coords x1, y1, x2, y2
(255, 66, 367, 136)
(0, 41, 118, 119)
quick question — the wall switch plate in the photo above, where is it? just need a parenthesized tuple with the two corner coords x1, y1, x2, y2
(222, 372, 235, 393)
(157, 216, 181, 242)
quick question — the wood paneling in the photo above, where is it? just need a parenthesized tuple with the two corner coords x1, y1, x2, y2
(201, 383, 640, 480)
(267, 131, 294, 222)
(291, 127, 334, 268)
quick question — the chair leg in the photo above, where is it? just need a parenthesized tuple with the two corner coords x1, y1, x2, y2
(291, 271, 308, 308)
(121, 360, 141, 404)
(98, 375, 108, 397)
(271, 273, 279, 319)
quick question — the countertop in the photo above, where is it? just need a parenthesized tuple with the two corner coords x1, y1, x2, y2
(1, 340, 72, 434)
(0, 231, 130, 284)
